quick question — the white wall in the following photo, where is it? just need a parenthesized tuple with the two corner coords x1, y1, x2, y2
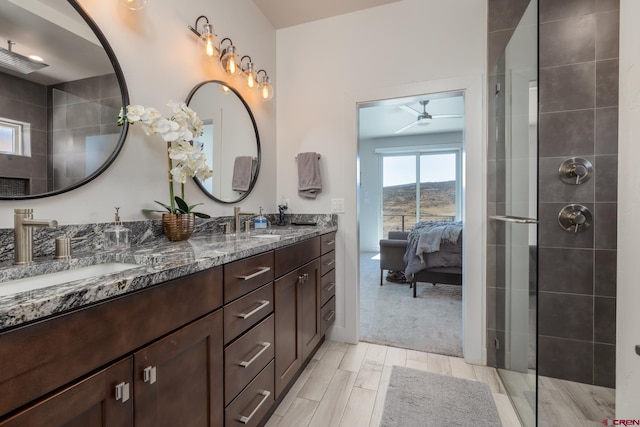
(276, 0, 487, 362)
(0, 0, 277, 227)
(617, 0, 640, 417)
(359, 132, 463, 252)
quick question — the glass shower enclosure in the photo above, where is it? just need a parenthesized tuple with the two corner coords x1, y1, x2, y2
(490, 0, 538, 425)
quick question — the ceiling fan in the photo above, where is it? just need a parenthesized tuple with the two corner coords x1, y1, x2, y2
(394, 100, 463, 134)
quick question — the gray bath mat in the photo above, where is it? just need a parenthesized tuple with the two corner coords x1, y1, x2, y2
(381, 366, 502, 426)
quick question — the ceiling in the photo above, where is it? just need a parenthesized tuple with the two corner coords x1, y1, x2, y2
(252, 0, 402, 29)
(359, 92, 465, 140)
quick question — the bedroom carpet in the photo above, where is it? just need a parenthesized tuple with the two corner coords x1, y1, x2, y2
(380, 366, 502, 427)
(359, 252, 462, 357)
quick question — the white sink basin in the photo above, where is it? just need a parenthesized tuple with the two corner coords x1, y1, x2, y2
(0, 263, 140, 298)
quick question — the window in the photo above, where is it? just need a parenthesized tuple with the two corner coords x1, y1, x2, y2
(380, 147, 461, 236)
(0, 118, 30, 156)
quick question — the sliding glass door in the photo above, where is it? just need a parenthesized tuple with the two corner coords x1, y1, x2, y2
(382, 151, 460, 237)
(491, 0, 538, 426)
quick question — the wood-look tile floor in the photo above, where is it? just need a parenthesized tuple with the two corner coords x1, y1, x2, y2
(265, 340, 522, 427)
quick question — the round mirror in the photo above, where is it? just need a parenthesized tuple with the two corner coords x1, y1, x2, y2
(186, 81, 260, 204)
(0, 0, 129, 199)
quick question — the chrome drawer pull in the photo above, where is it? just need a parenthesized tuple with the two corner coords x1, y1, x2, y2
(324, 240, 335, 246)
(239, 342, 271, 368)
(324, 259, 335, 267)
(237, 266, 271, 281)
(115, 382, 130, 403)
(237, 300, 270, 319)
(143, 366, 157, 384)
(324, 282, 335, 292)
(324, 311, 335, 322)
(239, 390, 271, 424)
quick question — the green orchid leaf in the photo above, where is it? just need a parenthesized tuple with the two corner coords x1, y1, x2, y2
(153, 201, 173, 212)
(174, 196, 190, 212)
(193, 211, 211, 219)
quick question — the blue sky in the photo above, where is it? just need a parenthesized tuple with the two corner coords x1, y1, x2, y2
(383, 153, 456, 187)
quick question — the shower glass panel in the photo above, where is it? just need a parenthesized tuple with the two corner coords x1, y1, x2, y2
(492, 0, 538, 426)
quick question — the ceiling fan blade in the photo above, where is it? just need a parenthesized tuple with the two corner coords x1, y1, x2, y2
(399, 105, 421, 117)
(394, 120, 419, 134)
(431, 114, 463, 119)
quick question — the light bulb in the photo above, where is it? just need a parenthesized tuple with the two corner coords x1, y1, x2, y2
(219, 84, 230, 94)
(120, 0, 147, 10)
(221, 45, 238, 75)
(260, 76, 273, 101)
(244, 62, 257, 88)
(198, 23, 218, 59)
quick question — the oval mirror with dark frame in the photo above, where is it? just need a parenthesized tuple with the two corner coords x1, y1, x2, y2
(186, 81, 260, 204)
(0, 0, 129, 200)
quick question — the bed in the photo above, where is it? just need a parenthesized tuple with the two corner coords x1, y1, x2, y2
(403, 221, 463, 298)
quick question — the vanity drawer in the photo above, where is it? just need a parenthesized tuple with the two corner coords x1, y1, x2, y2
(321, 296, 336, 335)
(274, 237, 320, 278)
(320, 250, 335, 276)
(321, 269, 336, 307)
(225, 361, 275, 427)
(225, 315, 274, 406)
(224, 283, 273, 344)
(320, 232, 336, 255)
(224, 252, 274, 304)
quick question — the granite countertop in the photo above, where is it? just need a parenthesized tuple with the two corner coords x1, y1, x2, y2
(0, 224, 337, 332)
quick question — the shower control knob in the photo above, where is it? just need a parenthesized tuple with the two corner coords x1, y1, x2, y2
(558, 204, 592, 233)
(559, 157, 593, 185)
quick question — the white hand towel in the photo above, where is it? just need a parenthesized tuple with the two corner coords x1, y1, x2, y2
(297, 152, 322, 199)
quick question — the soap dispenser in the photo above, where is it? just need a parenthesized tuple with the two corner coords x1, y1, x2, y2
(104, 207, 130, 249)
(254, 207, 268, 229)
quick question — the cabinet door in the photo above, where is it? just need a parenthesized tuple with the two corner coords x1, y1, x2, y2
(0, 358, 133, 427)
(301, 259, 322, 361)
(274, 267, 303, 399)
(134, 310, 223, 427)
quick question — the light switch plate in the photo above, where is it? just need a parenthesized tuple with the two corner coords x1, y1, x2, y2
(331, 198, 345, 213)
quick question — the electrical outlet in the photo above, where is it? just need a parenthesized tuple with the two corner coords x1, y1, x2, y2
(331, 198, 345, 213)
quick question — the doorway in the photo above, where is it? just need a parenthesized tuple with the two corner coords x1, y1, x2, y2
(357, 92, 465, 356)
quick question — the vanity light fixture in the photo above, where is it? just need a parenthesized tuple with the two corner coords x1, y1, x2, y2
(220, 38, 239, 75)
(240, 56, 257, 88)
(257, 69, 274, 101)
(120, 0, 147, 10)
(188, 15, 218, 59)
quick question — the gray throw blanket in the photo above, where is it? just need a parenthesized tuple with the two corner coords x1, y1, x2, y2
(403, 221, 462, 276)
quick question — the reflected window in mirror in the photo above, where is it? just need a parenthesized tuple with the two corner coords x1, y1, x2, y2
(0, 0, 129, 199)
(186, 81, 260, 204)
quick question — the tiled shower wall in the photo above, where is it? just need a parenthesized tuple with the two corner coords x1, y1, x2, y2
(537, 0, 618, 388)
(486, 0, 619, 388)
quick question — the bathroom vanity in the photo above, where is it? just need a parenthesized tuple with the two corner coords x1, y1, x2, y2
(0, 226, 337, 427)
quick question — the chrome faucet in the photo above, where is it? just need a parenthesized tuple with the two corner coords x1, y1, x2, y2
(234, 207, 255, 233)
(14, 209, 58, 265)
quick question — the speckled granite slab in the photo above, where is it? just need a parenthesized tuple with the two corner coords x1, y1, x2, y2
(0, 214, 337, 332)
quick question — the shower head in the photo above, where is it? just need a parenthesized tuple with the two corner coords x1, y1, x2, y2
(0, 41, 48, 75)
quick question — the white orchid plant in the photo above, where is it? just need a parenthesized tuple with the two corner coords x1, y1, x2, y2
(117, 102, 213, 218)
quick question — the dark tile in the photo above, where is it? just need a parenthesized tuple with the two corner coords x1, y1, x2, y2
(594, 203, 617, 249)
(540, 16, 595, 68)
(539, 202, 594, 249)
(540, 0, 596, 23)
(30, 130, 47, 156)
(596, 0, 619, 12)
(595, 250, 616, 296)
(594, 155, 617, 202)
(540, 63, 595, 113)
(594, 296, 616, 344)
(596, 59, 619, 107)
(595, 107, 618, 154)
(66, 101, 101, 129)
(596, 10, 620, 60)
(488, 0, 531, 32)
(486, 241, 497, 289)
(539, 110, 595, 157)
(539, 292, 594, 341)
(594, 343, 616, 387)
(99, 73, 121, 99)
(487, 287, 496, 330)
(538, 248, 594, 294)
(0, 73, 47, 105)
(538, 336, 593, 383)
(539, 156, 595, 203)
(488, 29, 514, 72)
(487, 329, 497, 367)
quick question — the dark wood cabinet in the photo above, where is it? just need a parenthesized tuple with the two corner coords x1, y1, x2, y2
(0, 358, 133, 427)
(301, 259, 322, 361)
(134, 310, 223, 427)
